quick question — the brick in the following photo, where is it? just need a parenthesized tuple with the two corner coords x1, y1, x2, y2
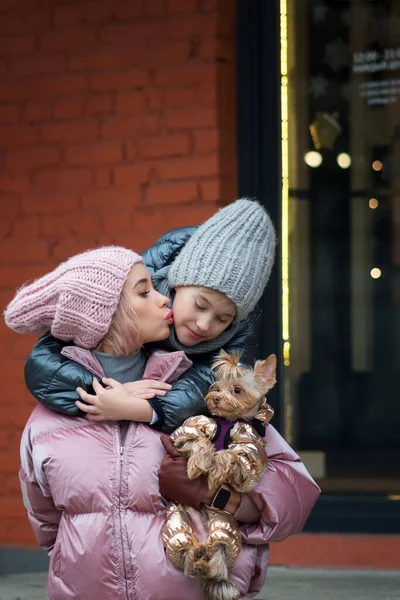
(99, 211, 134, 233)
(94, 168, 111, 188)
(0, 105, 20, 124)
(0, 265, 44, 290)
(89, 71, 149, 92)
(40, 28, 96, 52)
(138, 133, 189, 158)
(101, 115, 158, 140)
(82, 188, 141, 211)
(199, 0, 218, 11)
(144, 0, 164, 15)
(52, 235, 104, 261)
(166, 108, 217, 130)
(114, 1, 143, 20)
(193, 128, 219, 153)
(0, 9, 51, 35)
(0, 0, 35, 8)
(141, 42, 189, 64)
(68, 50, 134, 71)
(5, 475, 24, 495)
(100, 23, 163, 46)
(115, 91, 145, 114)
(0, 174, 31, 193)
(41, 121, 97, 143)
(168, 0, 197, 13)
(0, 35, 35, 56)
(0, 76, 85, 103)
(113, 164, 151, 186)
(5, 146, 61, 171)
(83, 1, 113, 22)
(41, 213, 100, 236)
(125, 143, 138, 162)
(0, 195, 20, 219)
(165, 88, 197, 108)
(155, 155, 219, 180)
(201, 37, 235, 62)
(0, 124, 37, 146)
(35, 168, 92, 191)
(0, 220, 10, 240)
(10, 336, 41, 361)
(159, 204, 215, 229)
(155, 65, 215, 87)
(200, 178, 220, 202)
(22, 101, 51, 123)
(85, 94, 114, 116)
(54, 5, 83, 28)
(53, 97, 85, 120)
(8, 53, 66, 76)
(65, 143, 122, 166)
(147, 91, 164, 112)
(0, 517, 36, 546)
(145, 182, 198, 205)
(162, 14, 215, 39)
(33, 75, 87, 98)
(21, 192, 81, 215)
(11, 216, 41, 238)
(0, 238, 48, 265)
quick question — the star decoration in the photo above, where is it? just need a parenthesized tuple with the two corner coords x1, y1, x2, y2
(309, 75, 329, 99)
(312, 3, 329, 25)
(325, 38, 349, 72)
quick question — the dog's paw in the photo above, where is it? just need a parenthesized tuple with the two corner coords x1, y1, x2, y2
(187, 457, 205, 479)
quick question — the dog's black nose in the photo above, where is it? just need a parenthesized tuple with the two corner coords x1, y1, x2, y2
(213, 397, 220, 405)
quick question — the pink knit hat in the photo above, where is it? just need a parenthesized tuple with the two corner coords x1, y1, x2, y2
(4, 246, 143, 349)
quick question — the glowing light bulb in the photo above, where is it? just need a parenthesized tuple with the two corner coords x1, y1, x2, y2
(337, 153, 351, 169)
(372, 160, 383, 172)
(370, 268, 382, 279)
(369, 198, 379, 209)
(304, 151, 323, 168)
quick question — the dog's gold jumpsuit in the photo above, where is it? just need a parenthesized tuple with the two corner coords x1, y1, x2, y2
(162, 407, 272, 571)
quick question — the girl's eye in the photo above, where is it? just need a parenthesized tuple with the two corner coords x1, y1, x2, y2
(139, 290, 150, 297)
(233, 387, 242, 394)
(218, 317, 228, 324)
(195, 301, 205, 310)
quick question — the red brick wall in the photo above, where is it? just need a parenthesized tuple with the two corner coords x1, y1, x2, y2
(0, 0, 237, 546)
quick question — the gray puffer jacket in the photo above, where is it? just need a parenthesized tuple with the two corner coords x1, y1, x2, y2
(24, 227, 260, 433)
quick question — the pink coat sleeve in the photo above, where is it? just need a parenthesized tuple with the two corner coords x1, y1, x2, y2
(239, 424, 321, 544)
(19, 425, 61, 554)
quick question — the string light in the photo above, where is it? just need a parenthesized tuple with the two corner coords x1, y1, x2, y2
(370, 268, 382, 279)
(281, 0, 290, 366)
(337, 153, 351, 169)
(304, 151, 323, 168)
(369, 198, 379, 209)
(372, 160, 383, 172)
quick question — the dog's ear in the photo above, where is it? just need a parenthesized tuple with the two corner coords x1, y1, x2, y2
(254, 354, 277, 390)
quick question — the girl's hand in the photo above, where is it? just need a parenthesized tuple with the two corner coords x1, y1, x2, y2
(123, 379, 172, 400)
(76, 377, 137, 421)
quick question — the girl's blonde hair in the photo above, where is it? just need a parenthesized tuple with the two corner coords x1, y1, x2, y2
(97, 288, 141, 355)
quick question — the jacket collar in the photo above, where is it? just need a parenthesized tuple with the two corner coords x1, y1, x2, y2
(61, 346, 105, 380)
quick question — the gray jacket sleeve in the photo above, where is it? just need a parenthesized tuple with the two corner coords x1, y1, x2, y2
(148, 361, 214, 433)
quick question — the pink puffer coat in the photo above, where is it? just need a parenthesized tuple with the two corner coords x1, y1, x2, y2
(19, 347, 320, 600)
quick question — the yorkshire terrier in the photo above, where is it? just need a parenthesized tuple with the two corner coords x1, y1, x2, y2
(162, 350, 277, 600)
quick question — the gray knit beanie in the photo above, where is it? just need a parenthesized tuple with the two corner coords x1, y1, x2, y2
(168, 198, 276, 321)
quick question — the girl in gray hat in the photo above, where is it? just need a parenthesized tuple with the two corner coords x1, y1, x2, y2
(13, 198, 320, 600)
(25, 197, 276, 433)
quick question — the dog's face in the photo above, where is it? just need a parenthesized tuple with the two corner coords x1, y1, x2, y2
(205, 351, 277, 421)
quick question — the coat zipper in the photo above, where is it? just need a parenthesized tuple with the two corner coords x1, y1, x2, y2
(118, 427, 130, 600)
